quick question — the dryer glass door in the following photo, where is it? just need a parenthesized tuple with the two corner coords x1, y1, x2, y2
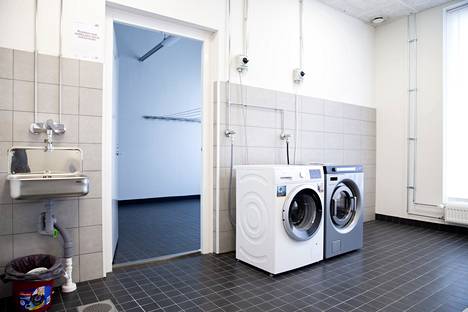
(331, 184, 357, 228)
(283, 188, 322, 241)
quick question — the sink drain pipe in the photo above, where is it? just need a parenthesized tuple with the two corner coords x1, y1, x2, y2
(39, 202, 77, 293)
(53, 222, 77, 293)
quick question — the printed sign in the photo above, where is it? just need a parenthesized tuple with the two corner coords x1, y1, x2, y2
(71, 21, 102, 61)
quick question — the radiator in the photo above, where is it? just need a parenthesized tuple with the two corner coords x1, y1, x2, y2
(445, 202, 468, 226)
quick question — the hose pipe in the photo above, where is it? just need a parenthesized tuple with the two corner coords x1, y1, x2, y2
(281, 133, 292, 165)
(228, 137, 236, 228)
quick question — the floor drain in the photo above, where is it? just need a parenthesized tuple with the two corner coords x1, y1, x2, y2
(76, 299, 117, 312)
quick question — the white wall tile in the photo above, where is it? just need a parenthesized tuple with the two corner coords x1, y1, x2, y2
(361, 135, 376, 150)
(218, 230, 235, 253)
(79, 252, 103, 281)
(342, 103, 362, 120)
(13, 80, 33, 111)
(12, 111, 40, 143)
(79, 116, 102, 143)
(0, 173, 11, 204)
(247, 147, 278, 165)
(301, 113, 323, 132)
(0, 79, 13, 110)
(343, 150, 361, 164)
(323, 133, 343, 149)
(246, 86, 276, 108)
(0, 142, 10, 173)
(83, 171, 101, 199)
(79, 198, 102, 227)
(61, 86, 79, 115)
(360, 121, 376, 136)
(13, 50, 34, 81)
(0, 205, 12, 235)
(0, 111, 12, 141)
(323, 149, 344, 164)
(323, 116, 343, 133)
(301, 149, 323, 164)
(37, 54, 59, 84)
(79, 88, 102, 116)
(323, 101, 343, 117)
(0, 235, 13, 266)
(300, 96, 323, 115)
(276, 91, 295, 111)
(79, 61, 103, 89)
(62, 58, 79, 87)
(343, 134, 361, 150)
(79, 225, 102, 254)
(245, 127, 279, 148)
(80, 144, 102, 171)
(13, 199, 78, 234)
(343, 118, 361, 135)
(38, 83, 60, 113)
(301, 131, 323, 149)
(0, 48, 13, 79)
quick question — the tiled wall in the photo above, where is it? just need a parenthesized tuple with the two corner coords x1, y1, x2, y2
(0, 47, 103, 297)
(214, 82, 376, 253)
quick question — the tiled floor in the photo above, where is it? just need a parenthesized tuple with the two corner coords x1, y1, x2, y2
(2, 220, 468, 312)
(113, 198, 201, 264)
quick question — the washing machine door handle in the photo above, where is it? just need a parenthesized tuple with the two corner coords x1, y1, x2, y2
(350, 196, 357, 213)
(331, 198, 338, 216)
(331, 195, 356, 227)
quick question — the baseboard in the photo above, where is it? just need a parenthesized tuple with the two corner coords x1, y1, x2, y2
(113, 250, 201, 269)
(375, 214, 468, 234)
(119, 195, 200, 205)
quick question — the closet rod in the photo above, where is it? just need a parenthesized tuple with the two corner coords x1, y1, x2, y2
(142, 115, 201, 123)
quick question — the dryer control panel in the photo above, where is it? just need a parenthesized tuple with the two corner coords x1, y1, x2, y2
(324, 165, 363, 174)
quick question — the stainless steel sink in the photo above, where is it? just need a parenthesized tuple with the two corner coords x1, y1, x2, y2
(8, 173, 89, 199)
(7, 147, 89, 200)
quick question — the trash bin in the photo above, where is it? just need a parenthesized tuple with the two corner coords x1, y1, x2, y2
(1, 254, 64, 312)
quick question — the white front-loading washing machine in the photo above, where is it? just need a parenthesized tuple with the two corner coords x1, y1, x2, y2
(235, 165, 324, 275)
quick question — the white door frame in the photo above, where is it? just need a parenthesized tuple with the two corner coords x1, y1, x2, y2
(102, 3, 217, 274)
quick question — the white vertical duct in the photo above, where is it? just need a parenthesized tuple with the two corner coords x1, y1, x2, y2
(406, 14, 444, 219)
(34, 0, 38, 123)
(58, 0, 63, 123)
(242, 0, 249, 57)
(293, 0, 304, 165)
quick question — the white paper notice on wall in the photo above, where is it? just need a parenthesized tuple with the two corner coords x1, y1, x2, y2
(71, 21, 102, 61)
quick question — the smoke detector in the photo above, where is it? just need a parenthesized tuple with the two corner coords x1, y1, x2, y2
(371, 16, 385, 24)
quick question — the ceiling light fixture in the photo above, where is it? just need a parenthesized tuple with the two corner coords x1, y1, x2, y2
(371, 16, 385, 24)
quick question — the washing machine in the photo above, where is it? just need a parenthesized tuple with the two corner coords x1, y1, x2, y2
(324, 165, 364, 259)
(236, 165, 324, 275)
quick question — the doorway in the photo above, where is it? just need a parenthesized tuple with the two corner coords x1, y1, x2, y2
(113, 23, 201, 265)
(103, 6, 219, 272)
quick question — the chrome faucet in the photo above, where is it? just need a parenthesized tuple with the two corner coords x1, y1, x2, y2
(30, 119, 66, 151)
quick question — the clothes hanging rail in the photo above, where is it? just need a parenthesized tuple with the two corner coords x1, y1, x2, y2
(142, 115, 201, 123)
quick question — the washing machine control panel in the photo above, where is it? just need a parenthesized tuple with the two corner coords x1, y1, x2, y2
(309, 169, 321, 179)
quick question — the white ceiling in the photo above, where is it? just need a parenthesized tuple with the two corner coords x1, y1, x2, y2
(317, 0, 452, 25)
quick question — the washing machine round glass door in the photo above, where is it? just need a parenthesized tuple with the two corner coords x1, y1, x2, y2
(283, 187, 322, 241)
(330, 183, 358, 228)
